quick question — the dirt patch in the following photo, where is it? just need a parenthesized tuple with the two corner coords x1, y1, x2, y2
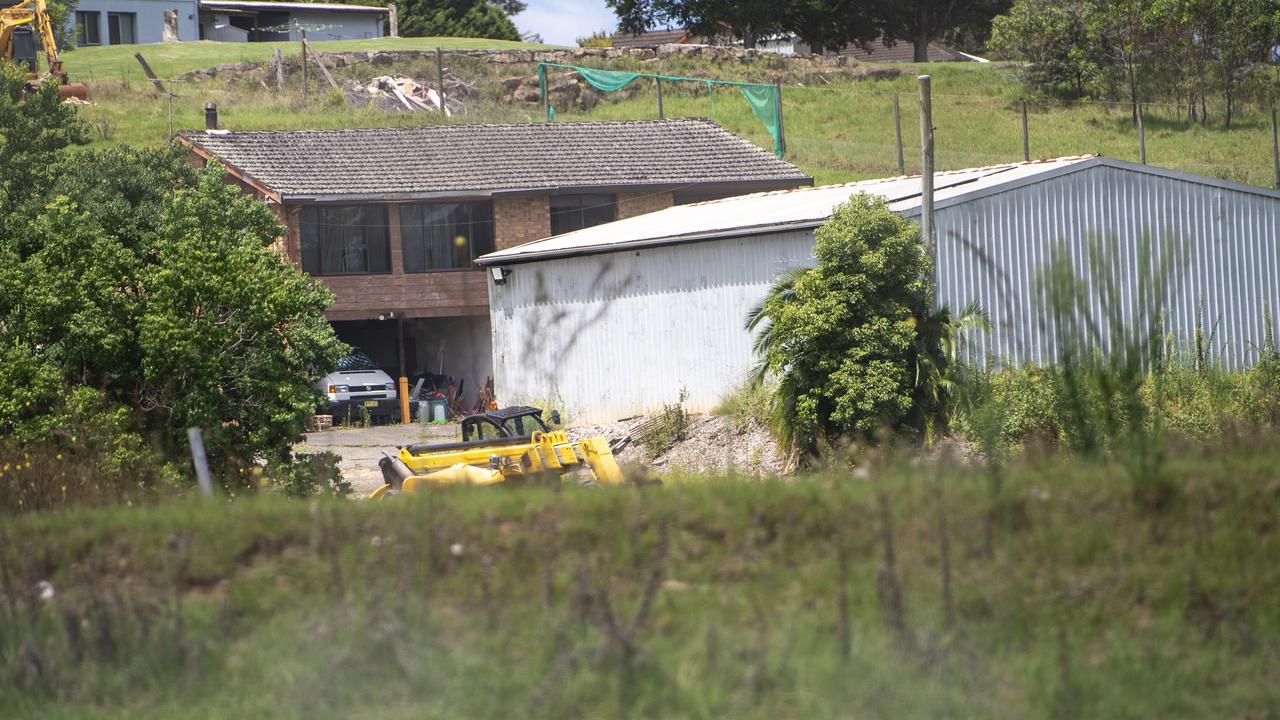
(295, 422, 458, 497)
(570, 413, 785, 477)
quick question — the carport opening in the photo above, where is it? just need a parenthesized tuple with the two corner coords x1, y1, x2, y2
(329, 316, 492, 416)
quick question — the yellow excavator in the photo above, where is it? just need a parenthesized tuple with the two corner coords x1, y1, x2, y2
(0, 0, 89, 99)
(369, 406, 625, 499)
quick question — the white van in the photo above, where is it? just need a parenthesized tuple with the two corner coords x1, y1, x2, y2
(315, 349, 399, 423)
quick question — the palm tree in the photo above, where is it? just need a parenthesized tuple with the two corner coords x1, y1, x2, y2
(907, 300, 990, 444)
(743, 266, 808, 384)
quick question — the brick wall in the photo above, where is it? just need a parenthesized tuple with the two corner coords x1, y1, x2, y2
(617, 191, 674, 219)
(493, 195, 551, 251)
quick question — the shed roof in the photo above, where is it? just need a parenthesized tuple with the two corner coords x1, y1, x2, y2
(178, 119, 811, 203)
(476, 156, 1280, 266)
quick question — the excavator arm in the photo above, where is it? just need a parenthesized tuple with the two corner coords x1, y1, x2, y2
(0, 0, 85, 98)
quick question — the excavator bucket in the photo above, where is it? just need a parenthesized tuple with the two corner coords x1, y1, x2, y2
(57, 83, 89, 101)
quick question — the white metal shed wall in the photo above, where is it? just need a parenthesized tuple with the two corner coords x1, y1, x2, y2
(488, 230, 817, 421)
(929, 164, 1280, 368)
(488, 162, 1280, 421)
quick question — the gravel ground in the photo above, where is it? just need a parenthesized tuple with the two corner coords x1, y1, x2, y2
(570, 413, 786, 477)
(294, 422, 458, 497)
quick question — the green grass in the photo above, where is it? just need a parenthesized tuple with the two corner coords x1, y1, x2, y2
(62, 37, 557, 86)
(3, 442, 1279, 718)
(73, 52, 1279, 189)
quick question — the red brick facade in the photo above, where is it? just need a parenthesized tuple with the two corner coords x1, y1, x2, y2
(617, 191, 674, 219)
(492, 195, 552, 251)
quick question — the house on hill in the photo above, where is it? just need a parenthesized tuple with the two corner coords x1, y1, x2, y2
(179, 119, 812, 403)
(477, 156, 1280, 421)
(610, 27, 972, 62)
(69, 0, 389, 46)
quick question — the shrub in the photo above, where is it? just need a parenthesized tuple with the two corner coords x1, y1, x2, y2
(638, 389, 689, 458)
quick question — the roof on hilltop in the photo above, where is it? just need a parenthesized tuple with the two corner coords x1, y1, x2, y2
(178, 119, 812, 203)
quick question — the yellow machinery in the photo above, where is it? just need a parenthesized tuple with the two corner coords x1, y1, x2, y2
(0, 0, 89, 99)
(368, 406, 624, 499)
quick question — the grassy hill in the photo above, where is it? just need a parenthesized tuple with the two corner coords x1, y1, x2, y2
(64, 41, 1280, 188)
(3, 446, 1278, 718)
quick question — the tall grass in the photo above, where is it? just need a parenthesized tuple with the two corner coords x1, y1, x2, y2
(2, 442, 1279, 718)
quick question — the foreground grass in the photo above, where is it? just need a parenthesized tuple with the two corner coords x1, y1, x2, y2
(3, 442, 1279, 718)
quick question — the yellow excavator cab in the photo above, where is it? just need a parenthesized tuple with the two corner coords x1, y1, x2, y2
(0, 0, 89, 99)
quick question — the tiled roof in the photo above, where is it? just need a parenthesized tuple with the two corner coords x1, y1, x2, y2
(838, 37, 967, 62)
(178, 119, 811, 201)
(610, 28, 698, 47)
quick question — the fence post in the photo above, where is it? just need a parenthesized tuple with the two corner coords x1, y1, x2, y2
(919, 75, 935, 262)
(1271, 107, 1279, 190)
(436, 47, 446, 116)
(1021, 100, 1030, 162)
(893, 92, 905, 175)
(774, 82, 786, 157)
(187, 427, 214, 498)
(656, 76, 664, 119)
(300, 27, 307, 102)
(1137, 103, 1146, 164)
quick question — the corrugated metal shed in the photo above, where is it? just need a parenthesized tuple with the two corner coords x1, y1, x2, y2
(482, 157, 1280, 421)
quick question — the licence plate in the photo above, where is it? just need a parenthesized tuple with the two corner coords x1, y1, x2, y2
(363, 400, 379, 408)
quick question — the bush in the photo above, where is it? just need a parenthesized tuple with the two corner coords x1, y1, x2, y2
(638, 389, 689, 458)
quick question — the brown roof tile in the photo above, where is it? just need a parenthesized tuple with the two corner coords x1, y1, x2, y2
(179, 118, 810, 201)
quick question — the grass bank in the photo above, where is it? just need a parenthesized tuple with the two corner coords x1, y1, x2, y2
(3, 442, 1279, 718)
(61, 37, 556, 86)
(72, 49, 1279, 188)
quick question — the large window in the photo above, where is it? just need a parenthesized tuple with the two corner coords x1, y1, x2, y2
(550, 194, 616, 235)
(299, 205, 391, 275)
(399, 202, 494, 272)
(106, 12, 135, 45)
(76, 12, 101, 46)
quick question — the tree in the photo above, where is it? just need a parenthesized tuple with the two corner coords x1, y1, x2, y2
(0, 82, 345, 491)
(0, 66, 88, 216)
(749, 195, 933, 454)
(608, 0, 787, 48)
(395, 0, 520, 39)
(989, 0, 1105, 99)
(801, 0, 1011, 61)
(326, 0, 521, 40)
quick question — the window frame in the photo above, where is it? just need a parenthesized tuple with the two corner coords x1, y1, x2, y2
(106, 11, 136, 45)
(398, 200, 495, 274)
(76, 11, 101, 46)
(549, 193, 617, 236)
(298, 205, 393, 277)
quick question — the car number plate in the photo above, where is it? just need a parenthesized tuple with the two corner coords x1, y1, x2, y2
(363, 400, 379, 408)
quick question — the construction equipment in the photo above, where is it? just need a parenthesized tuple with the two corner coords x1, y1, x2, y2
(0, 0, 89, 99)
(369, 406, 625, 498)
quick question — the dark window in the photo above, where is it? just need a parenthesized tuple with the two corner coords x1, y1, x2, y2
(106, 12, 135, 45)
(299, 205, 391, 275)
(76, 12, 101, 46)
(399, 202, 494, 272)
(550, 194, 616, 235)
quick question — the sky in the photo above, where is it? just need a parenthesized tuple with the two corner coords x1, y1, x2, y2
(516, 0, 620, 46)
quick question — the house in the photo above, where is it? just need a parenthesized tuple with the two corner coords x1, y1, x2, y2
(476, 156, 1280, 421)
(178, 119, 812, 403)
(69, 0, 388, 46)
(610, 26, 971, 62)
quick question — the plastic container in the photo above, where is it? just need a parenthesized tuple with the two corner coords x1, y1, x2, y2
(428, 395, 448, 423)
(416, 400, 430, 423)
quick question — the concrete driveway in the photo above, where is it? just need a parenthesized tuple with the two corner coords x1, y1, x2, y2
(295, 422, 459, 497)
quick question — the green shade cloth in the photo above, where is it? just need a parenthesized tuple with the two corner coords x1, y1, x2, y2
(575, 66, 642, 92)
(537, 62, 783, 157)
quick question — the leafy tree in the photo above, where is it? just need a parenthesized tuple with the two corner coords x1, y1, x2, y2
(395, 0, 520, 40)
(608, 0, 786, 48)
(0, 66, 88, 216)
(989, 0, 1105, 99)
(749, 195, 955, 454)
(0, 87, 346, 492)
